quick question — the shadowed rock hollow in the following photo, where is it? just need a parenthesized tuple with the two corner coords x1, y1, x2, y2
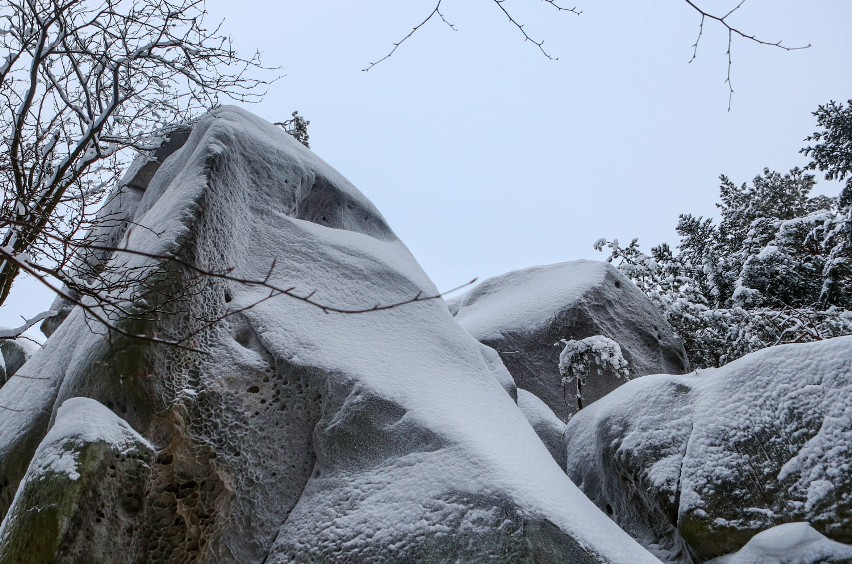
(0, 107, 657, 562)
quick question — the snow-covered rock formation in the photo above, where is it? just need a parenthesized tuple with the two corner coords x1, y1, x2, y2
(517, 389, 567, 471)
(0, 107, 656, 562)
(564, 336, 852, 563)
(449, 261, 690, 421)
(40, 126, 191, 338)
(0, 398, 154, 561)
(708, 522, 852, 564)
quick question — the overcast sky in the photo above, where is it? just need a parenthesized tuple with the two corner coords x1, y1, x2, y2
(3, 0, 851, 334)
(211, 0, 852, 291)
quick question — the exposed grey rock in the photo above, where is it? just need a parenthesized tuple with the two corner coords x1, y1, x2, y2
(122, 126, 192, 192)
(0, 107, 655, 562)
(450, 260, 690, 421)
(564, 337, 852, 563)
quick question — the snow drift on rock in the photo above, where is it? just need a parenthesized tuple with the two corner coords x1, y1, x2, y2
(0, 398, 154, 561)
(708, 522, 852, 564)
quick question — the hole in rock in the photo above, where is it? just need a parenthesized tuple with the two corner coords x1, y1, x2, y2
(248, 385, 260, 393)
(606, 504, 614, 515)
(224, 289, 232, 303)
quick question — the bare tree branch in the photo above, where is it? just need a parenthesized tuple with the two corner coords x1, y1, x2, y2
(0, 234, 477, 350)
(363, 0, 458, 72)
(367, 0, 808, 109)
(0, 0, 277, 311)
(683, 0, 810, 110)
(491, 0, 580, 61)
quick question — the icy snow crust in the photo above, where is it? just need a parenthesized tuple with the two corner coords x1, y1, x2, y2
(0, 107, 654, 561)
(450, 260, 689, 421)
(564, 336, 852, 562)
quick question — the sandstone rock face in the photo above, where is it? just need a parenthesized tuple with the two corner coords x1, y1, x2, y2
(0, 107, 655, 562)
(564, 337, 852, 563)
(40, 127, 191, 338)
(450, 261, 690, 421)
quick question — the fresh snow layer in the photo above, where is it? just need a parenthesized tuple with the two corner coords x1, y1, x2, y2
(565, 336, 852, 561)
(27, 397, 152, 483)
(517, 389, 567, 470)
(708, 522, 852, 563)
(449, 260, 613, 341)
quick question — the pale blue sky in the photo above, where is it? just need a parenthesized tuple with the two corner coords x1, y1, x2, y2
(3, 0, 851, 333)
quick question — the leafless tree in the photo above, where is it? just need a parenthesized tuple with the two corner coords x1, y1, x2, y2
(0, 0, 269, 333)
(0, 1, 476, 348)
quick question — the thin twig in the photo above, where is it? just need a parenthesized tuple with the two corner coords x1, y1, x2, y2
(363, 0, 458, 71)
(0, 242, 478, 350)
(682, 0, 810, 110)
(364, 0, 580, 70)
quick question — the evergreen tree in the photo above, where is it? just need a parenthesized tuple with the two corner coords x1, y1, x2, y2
(802, 99, 852, 308)
(597, 134, 852, 368)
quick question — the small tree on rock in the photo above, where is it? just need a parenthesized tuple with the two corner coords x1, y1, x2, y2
(558, 335, 629, 412)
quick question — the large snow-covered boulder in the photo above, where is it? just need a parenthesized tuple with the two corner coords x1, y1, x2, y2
(450, 261, 690, 421)
(0, 398, 154, 561)
(0, 107, 655, 562)
(708, 523, 852, 564)
(564, 337, 852, 563)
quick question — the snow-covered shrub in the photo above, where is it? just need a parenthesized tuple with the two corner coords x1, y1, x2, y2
(558, 335, 629, 411)
(276, 111, 311, 148)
